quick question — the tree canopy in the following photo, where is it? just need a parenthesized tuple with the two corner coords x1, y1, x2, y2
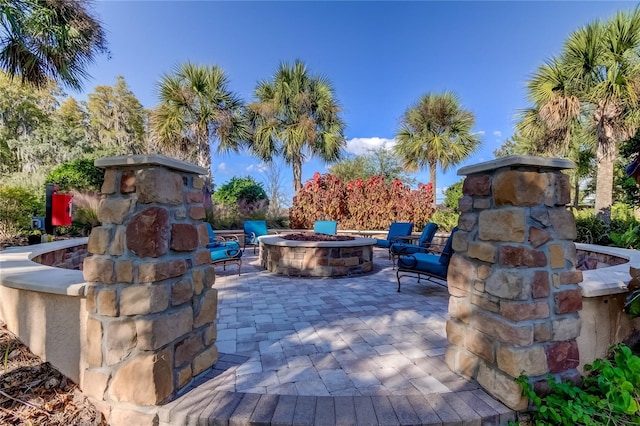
(329, 147, 415, 185)
(518, 6, 640, 220)
(213, 176, 268, 205)
(394, 92, 481, 208)
(0, 0, 108, 89)
(150, 63, 249, 183)
(248, 60, 346, 193)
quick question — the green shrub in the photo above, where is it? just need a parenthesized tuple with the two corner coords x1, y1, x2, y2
(574, 211, 610, 245)
(46, 158, 104, 191)
(213, 176, 268, 205)
(517, 344, 640, 425)
(573, 206, 640, 248)
(610, 223, 640, 249)
(431, 210, 459, 232)
(0, 185, 44, 231)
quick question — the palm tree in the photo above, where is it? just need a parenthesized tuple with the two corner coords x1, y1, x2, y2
(521, 7, 640, 221)
(150, 63, 250, 211)
(0, 0, 107, 90)
(247, 60, 346, 193)
(394, 92, 481, 209)
(150, 62, 249, 176)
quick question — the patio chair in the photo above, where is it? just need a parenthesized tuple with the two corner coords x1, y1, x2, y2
(205, 223, 243, 275)
(389, 222, 438, 267)
(374, 222, 413, 259)
(313, 220, 338, 235)
(396, 227, 458, 292)
(243, 220, 268, 254)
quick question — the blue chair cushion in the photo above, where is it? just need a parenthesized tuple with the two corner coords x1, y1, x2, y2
(205, 223, 217, 244)
(439, 227, 458, 266)
(390, 222, 439, 255)
(397, 252, 447, 279)
(243, 220, 268, 245)
(209, 241, 242, 262)
(390, 243, 423, 255)
(417, 223, 438, 247)
(314, 220, 337, 235)
(375, 222, 413, 248)
(375, 238, 392, 248)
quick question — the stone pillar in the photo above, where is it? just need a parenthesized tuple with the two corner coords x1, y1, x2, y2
(81, 155, 218, 419)
(445, 156, 582, 411)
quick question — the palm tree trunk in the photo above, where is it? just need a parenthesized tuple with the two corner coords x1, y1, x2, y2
(292, 157, 303, 194)
(197, 132, 214, 218)
(429, 160, 437, 209)
(594, 138, 615, 223)
(573, 173, 580, 208)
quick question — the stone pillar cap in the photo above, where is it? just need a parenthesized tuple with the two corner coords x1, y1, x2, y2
(457, 155, 575, 176)
(95, 154, 207, 175)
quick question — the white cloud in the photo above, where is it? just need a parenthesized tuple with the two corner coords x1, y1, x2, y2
(345, 137, 396, 155)
(216, 163, 227, 172)
(475, 130, 486, 136)
(248, 162, 269, 173)
(493, 130, 502, 137)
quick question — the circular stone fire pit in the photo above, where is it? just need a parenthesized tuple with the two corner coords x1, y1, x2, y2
(259, 234, 375, 277)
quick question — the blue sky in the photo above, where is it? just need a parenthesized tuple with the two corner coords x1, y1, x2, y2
(78, 1, 634, 203)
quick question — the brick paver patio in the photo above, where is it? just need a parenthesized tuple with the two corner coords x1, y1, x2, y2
(158, 248, 516, 425)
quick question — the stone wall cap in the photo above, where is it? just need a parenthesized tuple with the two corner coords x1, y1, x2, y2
(260, 235, 377, 248)
(0, 238, 88, 296)
(457, 155, 575, 176)
(577, 243, 639, 297)
(95, 154, 207, 175)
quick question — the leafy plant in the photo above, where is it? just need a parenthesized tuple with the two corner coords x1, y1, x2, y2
(610, 223, 640, 249)
(625, 268, 640, 318)
(46, 158, 104, 191)
(69, 190, 100, 235)
(627, 291, 640, 318)
(573, 210, 610, 245)
(431, 210, 459, 232)
(290, 172, 435, 230)
(213, 176, 268, 205)
(443, 180, 464, 213)
(517, 344, 640, 425)
(0, 185, 44, 231)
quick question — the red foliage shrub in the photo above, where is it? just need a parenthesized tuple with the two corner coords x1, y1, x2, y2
(290, 173, 434, 230)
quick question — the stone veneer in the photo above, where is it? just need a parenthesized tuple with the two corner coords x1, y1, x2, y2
(445, 155, 582, 411)
(32, 243, 88, 270)
(81, 155, 217, 420)
(259, 236, 375, 277)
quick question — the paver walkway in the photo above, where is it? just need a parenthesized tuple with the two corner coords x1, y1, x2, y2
(158, 249, 516, 425)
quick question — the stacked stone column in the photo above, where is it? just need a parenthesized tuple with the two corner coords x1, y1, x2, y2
(81, 155, 218, 417)
(445, 156, 583, 410)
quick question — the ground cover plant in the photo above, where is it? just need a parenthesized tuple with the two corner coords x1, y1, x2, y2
(574, 204, 640, 249)
(517, 343, 640, 426)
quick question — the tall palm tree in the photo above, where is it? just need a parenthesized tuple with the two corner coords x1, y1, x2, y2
(522, 7, 640, 221)
(150, 63, 249, 176)
(394, 92, 481, 209)
(0, 0, 107, 90)
(150, 63, 250, 210)
(247, 60, 346, 193)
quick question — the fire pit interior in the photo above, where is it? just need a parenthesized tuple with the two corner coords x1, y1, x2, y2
(280, 232, 355, 242)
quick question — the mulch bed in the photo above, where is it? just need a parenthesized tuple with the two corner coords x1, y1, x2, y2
(0, 236, 29, 252)
(0, 322, 104, 425)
